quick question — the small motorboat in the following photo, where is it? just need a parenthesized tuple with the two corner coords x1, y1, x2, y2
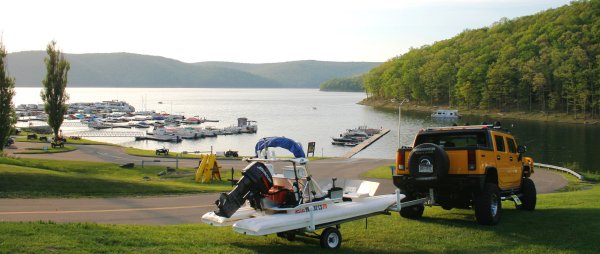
(431, 109, 460, 119)
(202, 137, 422, 249)
(183, 116, 203, 125)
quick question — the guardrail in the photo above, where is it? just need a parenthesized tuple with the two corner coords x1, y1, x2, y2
(534, 162, 584, 180)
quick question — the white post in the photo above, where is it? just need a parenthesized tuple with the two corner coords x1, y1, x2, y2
(397, 98, 408, 149)
(398, 103, 401, 149)
(395, 188, 402, 212)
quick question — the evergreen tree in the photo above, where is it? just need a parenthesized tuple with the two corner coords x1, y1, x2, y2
(41, 41, 70, 141)
(0, 40, 16, 151)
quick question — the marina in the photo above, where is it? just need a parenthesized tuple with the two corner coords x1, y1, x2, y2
(16, 99, 260, 142)
(12, 88, 600, 170)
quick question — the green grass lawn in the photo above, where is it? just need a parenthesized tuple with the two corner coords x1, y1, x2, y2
(13, 145, 77, 154)
(125, 147, 204, 159)
(0, 157, 235, 198)
(0, 184, 598, 253)
(361, 164, 394, 179)
(125, 147, 331, 161)
(125, 147, 246, 160)
(15, 135, 115, 146)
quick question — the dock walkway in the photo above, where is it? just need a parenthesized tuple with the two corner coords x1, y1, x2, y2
(64, 130, 146, 138)
(342, 129, 390, 158)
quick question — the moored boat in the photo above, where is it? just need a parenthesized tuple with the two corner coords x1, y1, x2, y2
(431, 109, 460, 118)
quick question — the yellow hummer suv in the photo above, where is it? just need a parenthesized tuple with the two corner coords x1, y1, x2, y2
(394, 124, 536, 225)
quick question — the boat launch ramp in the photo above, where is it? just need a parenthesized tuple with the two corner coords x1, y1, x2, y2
(342, 128, 390, 158)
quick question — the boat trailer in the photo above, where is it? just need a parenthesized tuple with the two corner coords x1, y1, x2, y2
(201, 137, 433, 249)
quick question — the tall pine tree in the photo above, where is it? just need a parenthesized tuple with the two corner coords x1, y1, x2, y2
(41, 41, 70, 141)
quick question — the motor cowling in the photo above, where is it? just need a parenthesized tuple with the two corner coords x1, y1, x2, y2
(215, 161, 273, 218)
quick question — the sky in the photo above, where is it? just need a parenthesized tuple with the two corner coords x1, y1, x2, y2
(1, 0, 573, 63)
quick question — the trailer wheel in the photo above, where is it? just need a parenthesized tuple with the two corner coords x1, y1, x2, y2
(320, 227, 341, 249)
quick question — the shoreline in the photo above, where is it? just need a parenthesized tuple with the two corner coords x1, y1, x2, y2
(358, 98, 600, 125)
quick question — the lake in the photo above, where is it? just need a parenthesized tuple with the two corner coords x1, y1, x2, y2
(13, 87, 600, 172)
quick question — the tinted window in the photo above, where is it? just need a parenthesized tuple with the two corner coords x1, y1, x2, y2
(415, 132, 488, 149)
(507, 138, 517, 153)
(494, 135, 505, 152)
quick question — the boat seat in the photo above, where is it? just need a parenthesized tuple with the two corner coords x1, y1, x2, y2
(343, 180, 380, 199)
(272, 176, 294, 189)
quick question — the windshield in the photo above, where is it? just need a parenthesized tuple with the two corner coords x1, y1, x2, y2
(414, 131, 489, 149)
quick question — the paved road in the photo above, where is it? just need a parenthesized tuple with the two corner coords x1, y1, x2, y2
(0, 142, 568, 225)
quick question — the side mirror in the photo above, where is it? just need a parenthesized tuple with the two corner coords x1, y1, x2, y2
(518, 145, 527, 154)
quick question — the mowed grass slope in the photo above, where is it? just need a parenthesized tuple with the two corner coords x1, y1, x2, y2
(0, 157, 234, 197)
(0, 184, 599, 253)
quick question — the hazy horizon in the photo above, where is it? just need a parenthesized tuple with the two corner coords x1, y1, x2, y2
(1, 0, 572, 63)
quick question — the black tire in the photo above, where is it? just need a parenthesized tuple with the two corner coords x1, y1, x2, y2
(474, 183, 502, 225)
(320, 227, 341, 249)
(399, 196, 425, 219)
(518, 178, 536, 211)
(407, 143, 450, 180)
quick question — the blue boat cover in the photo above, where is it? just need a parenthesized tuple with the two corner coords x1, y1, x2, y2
(255, 137, 305, 158)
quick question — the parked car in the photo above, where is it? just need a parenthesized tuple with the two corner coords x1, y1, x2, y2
(155, 147, 169, 156)
(394, 123, 535, 225)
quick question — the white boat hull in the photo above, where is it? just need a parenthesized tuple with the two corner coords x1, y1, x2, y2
(202, 194, 402, 236)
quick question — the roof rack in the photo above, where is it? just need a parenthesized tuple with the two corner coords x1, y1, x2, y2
(422, 123, 509, 133)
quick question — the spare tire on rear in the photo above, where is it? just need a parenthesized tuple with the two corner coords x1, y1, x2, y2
(408, 143, 450, 180)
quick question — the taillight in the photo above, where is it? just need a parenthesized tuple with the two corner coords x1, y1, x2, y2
(396, 149, 405, 174)
(468, 149, 476, 170)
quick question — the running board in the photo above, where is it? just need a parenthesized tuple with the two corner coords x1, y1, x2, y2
(502, 193, 524, 206)
(501, 193, 523, 201)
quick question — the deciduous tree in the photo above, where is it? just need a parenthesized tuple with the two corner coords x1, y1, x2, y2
(0, 40, 16, 151)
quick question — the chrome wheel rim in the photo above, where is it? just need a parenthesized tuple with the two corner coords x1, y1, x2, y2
(490, 194, 499, 216)
(327, 233, 339, 248)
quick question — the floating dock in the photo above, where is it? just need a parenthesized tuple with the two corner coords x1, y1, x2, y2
(342, 129, 390, 158)
(64, 130, 146, 138)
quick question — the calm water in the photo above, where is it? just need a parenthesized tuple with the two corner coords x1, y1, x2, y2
(14, 87, 600, 172)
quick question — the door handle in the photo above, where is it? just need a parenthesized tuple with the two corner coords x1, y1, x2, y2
(497, 155, 501, 160)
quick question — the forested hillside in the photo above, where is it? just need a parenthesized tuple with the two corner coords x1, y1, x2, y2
(7, 52, 377, 88)
(7, 52, 281, 87)
(364, 0, 599, 118)
(195, 61, 379, 88)
(319, 77, 364, 92)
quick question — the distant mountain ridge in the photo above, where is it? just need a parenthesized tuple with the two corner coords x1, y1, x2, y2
(6, 51, 379, 88)
(195, 61, 380, 88)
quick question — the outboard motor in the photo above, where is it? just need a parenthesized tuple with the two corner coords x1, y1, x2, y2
(215, 161, 273, 218)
